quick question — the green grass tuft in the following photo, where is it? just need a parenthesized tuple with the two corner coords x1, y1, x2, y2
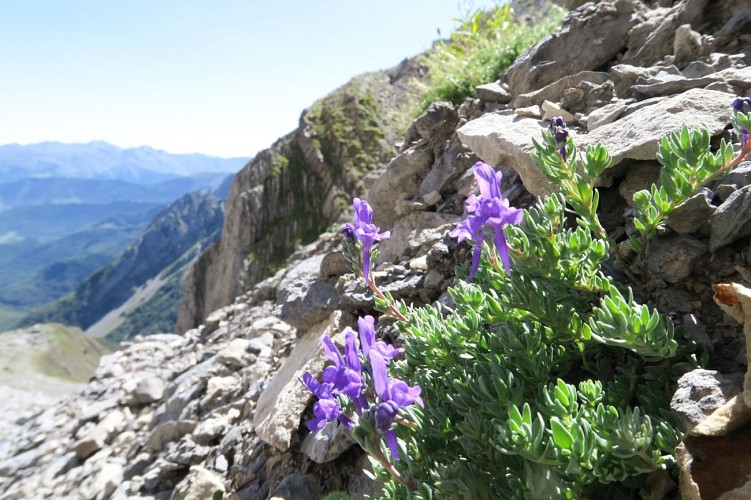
(415, 3, 565, 112)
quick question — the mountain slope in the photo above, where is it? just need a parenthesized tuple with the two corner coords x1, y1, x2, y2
(0, 214, 162, 310)
(20, 191, 224, 338)
(0, 172, 232, 209)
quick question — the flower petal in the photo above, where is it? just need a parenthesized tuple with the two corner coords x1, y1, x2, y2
(383, 429, 400, 461)
(358, 315, 376, 356)
(369, 349, 389, 400)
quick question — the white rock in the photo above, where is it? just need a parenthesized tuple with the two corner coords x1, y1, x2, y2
(516, 105, 542, 118)
(541, 100, 575, 122)
(216, 339, 253, 368)
(253, 311, 346, 451)
(459, 89, 734, 196)
(301, 420, 355, 463)
(170, 465, 225, 500)
(72, 410, 125, 460)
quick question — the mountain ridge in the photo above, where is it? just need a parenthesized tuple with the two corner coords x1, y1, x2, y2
(0, 141, 246, 184)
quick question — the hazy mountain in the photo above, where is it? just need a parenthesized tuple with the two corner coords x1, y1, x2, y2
(0, 172, 233, 210)
(20, 191, 225, 340)
(0, 141, 245, 184)
(0, 213, 160, 310)
(0, 201, 163, 241)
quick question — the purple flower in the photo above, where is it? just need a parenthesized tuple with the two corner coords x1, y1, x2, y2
(342, 198, 390, 285)
(549, 116, 569, 161)
(300, 333, 364, 432)
(733, 98, 751, 146)
(358, 315, 403, 362)
(449, 162, 523, 279)
(733, 97, 751, 114)
(300, 372, 353, 431)
(321, 334, 363, 400)
(369, 347, 423, 460)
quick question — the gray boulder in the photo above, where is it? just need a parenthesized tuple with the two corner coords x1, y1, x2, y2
(504, 0, 642, 95)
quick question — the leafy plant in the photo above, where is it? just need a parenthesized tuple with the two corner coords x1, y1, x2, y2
(628, 99, 751, 262)
(302, 89, 751, 500)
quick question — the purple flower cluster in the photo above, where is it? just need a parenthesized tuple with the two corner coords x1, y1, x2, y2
(449, 162, 523, 279)
(342, 198, 391, 285)
(549, 116, 569, 161)
(733, 97, 751, 146)
(301, 315, 422, 460)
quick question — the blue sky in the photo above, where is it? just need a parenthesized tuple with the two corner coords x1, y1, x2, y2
(0, 1, 497, 158)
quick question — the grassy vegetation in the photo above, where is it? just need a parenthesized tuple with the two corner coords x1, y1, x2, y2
(31, 323, 110, 383)
(306, 87, 388, 180)
(0, 306, 26, 331)
(415, 3, 565, 111)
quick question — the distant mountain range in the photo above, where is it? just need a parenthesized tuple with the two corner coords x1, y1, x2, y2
(0, 141, 245, 332)
(20, 191, 225, 341)
(0, 141, 245, 184)
(0, 172, 232, 210)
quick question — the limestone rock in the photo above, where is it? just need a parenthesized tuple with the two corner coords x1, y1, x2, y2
(513, 71, 610, 109)
(585, 101, 627, 131)
(419, 134, 477, 200)
(378, 211, 459, 263)
(460, 89, 733, 197)
(300, 419, 354, 464)
(719, 162, 751, 189)
(673, 24, 710, 68)
(148, 420, 197, 452)
(270, 473, 320, 500)
(73, 409, 125, 460)
(671, 369, 743, 430)
(80, 461, 124, 500)
(276, 254, 338, 332)
(632, 71, 718, 98)
(709, 185, 751, 252)
(504, 0, 641, 95)
(645, 234, 707, 284)
(579, 88, 734, 180)
(668, 188, 716, 235)
(475, 81, 512, 103)
(216, 338, 254, 368)
(368, 145, 434, 228)
(541, 100, 574, 122)
(407, 101, 459, 142)
(457, 113, 549, 195)
(254, 312, 347, 451)
(124, 377, 166, 406)
(171, 465, 225, 500)
(618, 162, 660, 207)
(623, 0, 708, 67)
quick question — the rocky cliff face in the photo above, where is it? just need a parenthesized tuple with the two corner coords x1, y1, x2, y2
(3, 1, 751, 498)
(176, 62, 420, 334)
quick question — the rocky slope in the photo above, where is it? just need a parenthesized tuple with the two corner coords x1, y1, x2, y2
(2, 0, 751, 498)
(21, 191, 225, 341)
(0, 324, 108, 444)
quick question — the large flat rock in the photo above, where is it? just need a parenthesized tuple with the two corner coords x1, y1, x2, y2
(458, 89, 735, 196)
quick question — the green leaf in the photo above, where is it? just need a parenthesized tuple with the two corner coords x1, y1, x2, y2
(550, 417, 574, 449)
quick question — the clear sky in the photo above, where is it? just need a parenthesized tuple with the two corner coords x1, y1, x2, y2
(0, 1, 497, 158)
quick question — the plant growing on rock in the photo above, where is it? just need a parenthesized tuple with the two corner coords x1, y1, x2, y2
(303, 100, 751, 498)
(626, 97, 751, 266)
(414, 3, 564, 112)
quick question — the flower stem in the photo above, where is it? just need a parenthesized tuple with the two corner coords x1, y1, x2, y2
(369, 278, 407, 321)
(374, 449, 417, 490)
